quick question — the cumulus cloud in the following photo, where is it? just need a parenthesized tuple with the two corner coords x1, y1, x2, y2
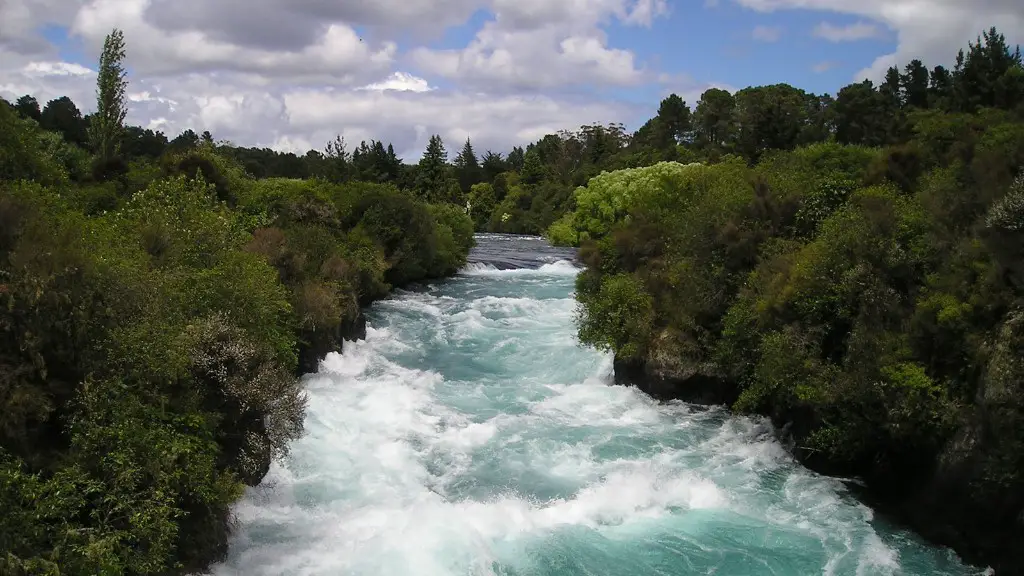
(411, 0, 668, 90)
(730, 0, 1024, 81)
(70, 0, 395, 82)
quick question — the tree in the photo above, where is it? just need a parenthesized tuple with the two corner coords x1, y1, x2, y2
(693, 88, 736, 155)
(415, 134, 455, 203)
(880, 65, 903, 108)
(655, 94, 693, 146)
(321, 134, 349, 182)
(507, 146, 525, 171)
(953, 27, 1023, 111)
(201, 130, 214, 145)
(40, 96, 89, 146)
(89, 28, 129, 163)
(520, 147, 545, 186)
(169, 129, 200, 151)
(901, 59, 930, 109)
(833, 80, 890, 146)
(454, 138, 482, 193)
(481, 151, 507, 184)
(929, 65, 954, 109)
(733, 84, 808, 162)
(14, 95, 40, 121)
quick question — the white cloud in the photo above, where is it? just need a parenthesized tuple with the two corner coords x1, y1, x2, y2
(411, 0, 668, 90)
(812, 61, 839, 73)
(752, 25, 783, 42)
(358, 72, 434, 93)
(730, 0, 1024, 81)
(812, 21, 881, 42)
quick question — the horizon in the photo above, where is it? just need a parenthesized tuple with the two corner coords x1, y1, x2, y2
(1, 0, 1022, 160)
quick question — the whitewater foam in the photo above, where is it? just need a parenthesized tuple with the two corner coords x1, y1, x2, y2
(214, 235, 979, 576)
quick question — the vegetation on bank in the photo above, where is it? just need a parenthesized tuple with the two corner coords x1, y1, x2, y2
(0, 31, 472, 574)
(552, 28, 1024, 572)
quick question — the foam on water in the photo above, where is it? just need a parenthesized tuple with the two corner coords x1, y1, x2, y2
(213, 235, 983, 576)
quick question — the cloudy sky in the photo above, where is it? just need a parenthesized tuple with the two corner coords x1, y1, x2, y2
(1, 0, 1022, 160)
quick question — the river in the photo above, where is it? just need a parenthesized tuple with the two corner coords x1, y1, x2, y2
(212, 233, 982, 576)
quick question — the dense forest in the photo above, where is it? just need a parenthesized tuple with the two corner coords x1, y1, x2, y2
(550, 27, 1024, 575)
(0, 30, 473, 574)
(3, 20, 1023, 575)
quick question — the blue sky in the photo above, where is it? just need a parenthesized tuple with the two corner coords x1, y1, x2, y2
(402, 1, 899, 99)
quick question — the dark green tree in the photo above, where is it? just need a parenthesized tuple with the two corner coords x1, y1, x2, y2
(733, 84, 808, 162)
(929, 65, 955, 109)
(655, 94, 693, 146)
(480, 151, 507, 184)
(520, 147, 546, 186)
(40, 96, 88, 146)
(507, 146, 525, 171)
(901, 59, 930, 109)
(693, 88, 736, 155)
(415, 134, 454, 203)
(14, 95, 41, 121)
(953, 27, 1023, 111)
(833, 80, 890, 146)
(454, 138, 482, 193)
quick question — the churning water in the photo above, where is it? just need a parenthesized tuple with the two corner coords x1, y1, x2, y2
(213, 234, 982, 576)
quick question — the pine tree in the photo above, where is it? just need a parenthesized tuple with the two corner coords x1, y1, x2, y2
(454, 138, 482, 193)
(416, 135, 451, 203)
(89, 28, 128, 162)
(900, 59, 930, 109)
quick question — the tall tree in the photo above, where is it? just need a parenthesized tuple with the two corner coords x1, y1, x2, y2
(520, 147, 545, 186)
(901, 59, 930, 109)
(880, 65, 903, 108)
(833, 80, 890, 147)
(928, 65, 955, 109)
(89, 28, 129, 162)
(733, 84, 808, 162)
(953, 27, 1023, 111)
(655, 94, 693, 146)
(454, 138, 482, 193)
(415, 134, 454, 203)
(322, 134, 349, 182)
(693, 88, 736, 155)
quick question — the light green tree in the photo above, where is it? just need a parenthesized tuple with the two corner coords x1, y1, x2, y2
(89, 28, 128, 162)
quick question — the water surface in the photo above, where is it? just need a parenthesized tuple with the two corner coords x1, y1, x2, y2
(214, 233, 980, 576)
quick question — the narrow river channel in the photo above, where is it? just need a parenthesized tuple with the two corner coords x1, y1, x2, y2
(213, 234, 979, 576)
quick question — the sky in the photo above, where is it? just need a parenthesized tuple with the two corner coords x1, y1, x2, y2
(1, 0, 1022, 161)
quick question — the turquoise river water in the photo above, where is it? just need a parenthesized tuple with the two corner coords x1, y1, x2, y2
(212, 234, 985, 576)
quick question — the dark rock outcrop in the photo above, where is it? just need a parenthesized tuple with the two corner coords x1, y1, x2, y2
(296, 309, 368, 375)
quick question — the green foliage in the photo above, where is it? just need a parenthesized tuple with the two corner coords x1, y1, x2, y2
(89, 29, 128, 164)
(565, 35, 1024, 543)
(0, 54, 472, 576)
